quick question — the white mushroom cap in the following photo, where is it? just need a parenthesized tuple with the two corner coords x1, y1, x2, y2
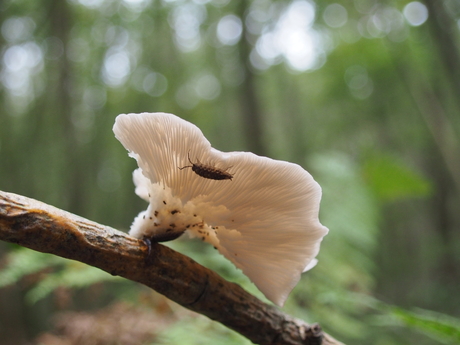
(113, 112, 328, 307)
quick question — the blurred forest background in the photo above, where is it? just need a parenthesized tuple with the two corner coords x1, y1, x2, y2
(0, 0, 460, 344)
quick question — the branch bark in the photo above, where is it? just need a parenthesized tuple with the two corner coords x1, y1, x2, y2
(0, 190, 344, 345)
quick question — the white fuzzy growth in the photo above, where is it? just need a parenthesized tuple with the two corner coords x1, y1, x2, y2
(129, 179, 223, 247)
(113, 112, 329, 307)
(129, 183, 192, 240)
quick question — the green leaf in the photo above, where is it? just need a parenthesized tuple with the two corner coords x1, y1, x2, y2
(362, 152, 433, 202)
(156, 314, 252, 345)
(0, 248, 121, 303)
(26, 263, 121, 303)
(0, 249, 64, 287)
(389, 307, 460, 344)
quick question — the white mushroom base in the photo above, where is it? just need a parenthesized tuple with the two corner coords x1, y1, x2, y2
(130, 181, 227, 247)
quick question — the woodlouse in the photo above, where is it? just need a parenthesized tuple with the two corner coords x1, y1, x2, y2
(179, 151, 233, 181)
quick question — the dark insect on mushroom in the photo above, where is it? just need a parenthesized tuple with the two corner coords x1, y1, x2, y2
(143, 229, 186, 263)
(146, 229, 186, 245)
(179, 151, 233, 181)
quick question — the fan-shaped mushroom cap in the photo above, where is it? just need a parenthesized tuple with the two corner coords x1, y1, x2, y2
(113, 112, 328, 306)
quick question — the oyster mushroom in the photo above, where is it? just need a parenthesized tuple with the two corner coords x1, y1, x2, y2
(113, 112, 328, 306)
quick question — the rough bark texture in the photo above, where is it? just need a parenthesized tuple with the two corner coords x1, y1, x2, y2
(0, 190, 344, 345)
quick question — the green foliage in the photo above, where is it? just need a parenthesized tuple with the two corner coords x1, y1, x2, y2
(386, 307, 460, 345)
(25, 261, 121, 304)
(155, 314, 252, 345)
(362, 152, 433, 202)
(0, 248, 63, 288)
(0, 248, 121, 303)
(285, 153, 380, 342)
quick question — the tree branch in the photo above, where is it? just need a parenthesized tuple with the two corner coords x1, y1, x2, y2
(0, 190, 344, 345)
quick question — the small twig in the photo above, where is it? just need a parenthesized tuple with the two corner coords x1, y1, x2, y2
(0, 190, 344, 345)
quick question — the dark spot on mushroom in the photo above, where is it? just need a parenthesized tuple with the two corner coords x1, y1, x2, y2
(215, 226, 219, 229)
(193, 214, 197, 217)
(154, 211, 158, 217)
(143, 215, 145, 219)
(154, 222, 159, 226)
(186, 224, 190, 228)
(170, 223, 176, 228)
(171, 209, 179, 215)
(213, 246, 217, 250)
(148, 193, 151, 197)
(166, 228, 173, 232)
(201, 236, 205, 241)
(163, 200, 167, 205)
(149, 217, 153, 220)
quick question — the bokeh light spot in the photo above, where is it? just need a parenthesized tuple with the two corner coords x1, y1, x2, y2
(216, 15, 242, 46)
(194, 74, 221, 100)
(252, 0, 326, 72)
(169, 3, 206, 52)
(403, 2, 428, 27)
(323, 4, 348, 28)
(1, 16, 35, 42)
(176, 83, 199, 109)
(76, 0, 105, 9)
(83, 86, 107, 109)
(102, 50, 131, 87)
(345, 65, 373, 99)
(143, 72, 168, 97)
